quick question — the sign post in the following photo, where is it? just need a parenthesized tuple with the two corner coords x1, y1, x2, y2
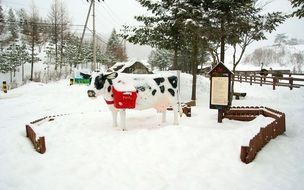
(208, 62, 233, 123)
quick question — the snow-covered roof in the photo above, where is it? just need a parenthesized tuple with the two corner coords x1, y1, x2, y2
(109, 60, 151, 73)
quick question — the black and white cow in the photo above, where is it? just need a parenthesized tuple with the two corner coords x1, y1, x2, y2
(87, 71, 181, 131)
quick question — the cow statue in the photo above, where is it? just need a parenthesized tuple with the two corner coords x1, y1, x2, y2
(86, 71, 182, 131)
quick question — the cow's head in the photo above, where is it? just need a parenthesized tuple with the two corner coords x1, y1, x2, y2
(87, 71, 118, 98)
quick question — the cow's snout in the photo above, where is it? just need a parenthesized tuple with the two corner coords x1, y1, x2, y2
(87, 90, 96, 97)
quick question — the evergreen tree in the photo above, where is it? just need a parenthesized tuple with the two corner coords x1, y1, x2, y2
(7, 9, 18, 39)
(16, 8, 29, 35)
(124, 0, 210, 103)
(0, 48, 10, 73)
(125, 0, 285, 104)
(123, 0, 187, 69)
(15, 42, 31, 82)
(1, 42, 31, 82)
(105, 29, 128, 67)
(2, 44, 21, 82)
(148, 49, 172, 71)
(0, 5, 4, 35)
(64, 33, 81, 69)
(291, 0, 304, 18)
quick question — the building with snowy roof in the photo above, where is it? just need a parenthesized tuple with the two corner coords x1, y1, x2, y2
(108, 61, 153, 74)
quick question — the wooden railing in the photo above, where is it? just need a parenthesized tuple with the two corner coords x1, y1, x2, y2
(223, 106, 286, 164)
(234, 70, 304, 90)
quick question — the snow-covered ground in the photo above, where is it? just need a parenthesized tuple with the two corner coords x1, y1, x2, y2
(0, 74, 303, 190)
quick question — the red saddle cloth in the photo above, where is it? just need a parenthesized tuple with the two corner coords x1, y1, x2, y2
(112, 80, 137, 109)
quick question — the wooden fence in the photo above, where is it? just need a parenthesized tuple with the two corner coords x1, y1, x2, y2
(26, 125, 46, 154)
(223, 106, 286, 164)
(234, 70, 304, 90)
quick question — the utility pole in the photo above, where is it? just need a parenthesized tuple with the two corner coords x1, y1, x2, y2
(92, 0, 96, 71)
(77, 1, 93, 68)
(81, 0, 103, 71)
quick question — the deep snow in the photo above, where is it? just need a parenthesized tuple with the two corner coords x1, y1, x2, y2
(0, 74, 303, 190)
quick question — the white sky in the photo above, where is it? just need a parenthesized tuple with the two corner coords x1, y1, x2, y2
(2, 0, 304, 59)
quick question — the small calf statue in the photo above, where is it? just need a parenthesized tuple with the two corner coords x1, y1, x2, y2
(86, 71, 181, 131)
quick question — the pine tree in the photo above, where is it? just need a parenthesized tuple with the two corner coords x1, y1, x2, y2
(123, 0, 187, 70)
(2, 44, 21, 82)
(148, 49, 172, 71)
(291, 0, 304, 18)
(15, 42, 31, 82)
(64, 33, 81, 69)
(105, 29, 128, 67)
(0, 49, 10, 73)
(16, 8, 29, 35)
(7, 9, 18, 39)
(0, 5, 4, 35)
(124, 0, 207, 103)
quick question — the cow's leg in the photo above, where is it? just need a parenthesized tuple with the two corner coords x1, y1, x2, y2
(172, 103, 179, 125)
(120, 109, 127, 131)
(111, 110, 118, 128)
(162, 111, 167, 123)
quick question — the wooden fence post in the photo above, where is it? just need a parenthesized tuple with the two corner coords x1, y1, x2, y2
(240, 146, 249, 163)
(250, 76, 252, 85)
(289, 77, 293, 90)
(273, 77, 276, 90)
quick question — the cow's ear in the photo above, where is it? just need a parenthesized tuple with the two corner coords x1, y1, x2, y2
(105, 72, 118, 80)
(80, 72, 91, 79)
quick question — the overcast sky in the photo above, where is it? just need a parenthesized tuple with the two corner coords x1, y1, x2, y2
(2, 0, 304, 59)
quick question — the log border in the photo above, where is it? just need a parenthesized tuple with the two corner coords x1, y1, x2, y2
(223, 106, 286, 164)
(25, 125, 46, 154)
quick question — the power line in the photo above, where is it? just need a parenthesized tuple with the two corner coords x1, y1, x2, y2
(86, 27, 108, 45)
(4, 21, 86, 28)
(103, 1, 124, 24)
(99, 3, 121, 26)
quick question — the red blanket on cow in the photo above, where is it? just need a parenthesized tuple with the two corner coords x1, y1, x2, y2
(112, 80, 137, 109)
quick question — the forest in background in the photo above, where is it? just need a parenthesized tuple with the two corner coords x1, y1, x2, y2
(0, 1, 127, 84)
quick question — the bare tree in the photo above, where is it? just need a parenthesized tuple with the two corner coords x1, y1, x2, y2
(48, 0, 69, 73)
(26, 2, 41, 81)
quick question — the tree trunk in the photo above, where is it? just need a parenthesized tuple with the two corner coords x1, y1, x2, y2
(230, 47, 236, 105)
(172, 47, 178, 70)
(191, 34, 199, 104)
(60, 23, 64, 76)
(22, 61, 24, 83)
(10, 69, 12, 83)
(30, 35, 34, 81)
(220, 20, 225, 63)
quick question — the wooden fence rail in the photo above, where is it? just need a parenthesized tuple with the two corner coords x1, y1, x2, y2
(223, 106, 286, 164)
(234, 70, 304, 90)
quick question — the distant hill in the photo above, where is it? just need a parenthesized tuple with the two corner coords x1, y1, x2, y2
(243, 44, 304, 73)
